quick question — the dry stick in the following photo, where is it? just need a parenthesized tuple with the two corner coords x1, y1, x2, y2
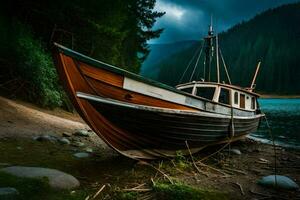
(151, 178, 156, 186)
(122, 188, 152, 192)
(223, 167, 247, 175)
(85, 196, 90, 200)
(185, 141, 209, 177)
(197, 142, 231, 163)
(92, 185, 106, 199)
(197, 161, 228, 177)
(145, 162, 174, 184)
(131, 183, 146, 190)
(231, 182, 245, 195)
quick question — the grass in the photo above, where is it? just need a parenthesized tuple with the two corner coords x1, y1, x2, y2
(0, 171, 87, 200)
(113, 181, 230, 200)
(153, 182, 230, 200)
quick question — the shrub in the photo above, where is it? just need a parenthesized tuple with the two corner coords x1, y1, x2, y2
(12, 22, 64, 108)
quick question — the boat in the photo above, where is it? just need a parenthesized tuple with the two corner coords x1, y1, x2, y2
(52, 22, 264, 159)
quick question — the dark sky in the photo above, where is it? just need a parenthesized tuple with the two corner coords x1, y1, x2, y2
(150, 0, 299, 43)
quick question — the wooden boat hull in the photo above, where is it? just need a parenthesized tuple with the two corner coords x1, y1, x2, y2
(53, 43, 264, 159)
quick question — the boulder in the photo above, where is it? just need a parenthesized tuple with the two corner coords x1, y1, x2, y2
(0, 187, 19, 200)
(258, 175, 299, 190)
(0, 166, 80, 190)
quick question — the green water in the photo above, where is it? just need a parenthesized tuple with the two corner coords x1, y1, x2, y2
(250, 98, 300, 149)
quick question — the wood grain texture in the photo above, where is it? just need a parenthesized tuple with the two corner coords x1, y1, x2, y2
(79, 61, 124, 87)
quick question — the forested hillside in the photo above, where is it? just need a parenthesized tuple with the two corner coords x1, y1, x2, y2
(0, 0, 163, 108)
(140, 40, 197, 78)
(149, 2, 300, 94)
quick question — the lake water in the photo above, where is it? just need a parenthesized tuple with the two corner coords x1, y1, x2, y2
(249, 98, 300, 149)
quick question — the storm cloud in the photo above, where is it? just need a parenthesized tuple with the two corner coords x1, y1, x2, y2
(151, 0, 299, 43)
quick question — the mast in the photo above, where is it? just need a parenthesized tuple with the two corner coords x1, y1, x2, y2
(204, 16, 214, 81)
(216, 34, 220, 83)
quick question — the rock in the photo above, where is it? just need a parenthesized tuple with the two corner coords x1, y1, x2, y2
(230, 148, 241, 155)
(73, 152, 90, 158)
(16, 146, 22, 150)
(58, 138, 71, 145)
(0, 163, 11, 167)
(62, 132, 72, 137)
(33, 135, 58, 143)
(84, 147, 93, 153)
(73, 129, 90, 137)
(72, 141, 85, 147)
(0, 187, 19, 200)
(224, 148, 241, 155)
(0, 166, 80, 190)
(258, 175, 299, 190)
(257, 158, 269, 164)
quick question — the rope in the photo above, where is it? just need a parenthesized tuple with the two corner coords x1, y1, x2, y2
(219, 49, 232, 85)
(178, 44, 202, 84)
(262, 113, 278, 186)
(189, 42, 205, 82)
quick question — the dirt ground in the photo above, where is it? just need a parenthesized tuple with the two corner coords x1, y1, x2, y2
(0, 96, 299, 199)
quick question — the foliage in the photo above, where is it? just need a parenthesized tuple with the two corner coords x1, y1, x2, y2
(0, 171, 87, 200)
(12, 22, 63, 107)
(148, 2, 300, 94)
(153, 182, 229, 200)
(112, 191, 139, 200)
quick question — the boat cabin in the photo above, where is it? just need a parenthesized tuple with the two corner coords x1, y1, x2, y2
(176, 82, 258, 111)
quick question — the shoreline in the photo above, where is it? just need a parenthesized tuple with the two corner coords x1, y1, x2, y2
(260, 94, 300, 99)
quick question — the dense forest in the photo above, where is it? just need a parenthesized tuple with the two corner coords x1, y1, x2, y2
(148, 2, 300, 94)
(140, 40, 197, 78)
(0, 0, 164, 108)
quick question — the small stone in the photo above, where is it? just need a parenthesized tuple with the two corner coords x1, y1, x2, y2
(73, 152, 90, 158)
(0, 187, 19, 199)
(62, 132, 72, 137)
(224, 148, 241, 155)
(33, 135, 58, 143)
(73, 129, 90, 137)
(0, 166, 80, 190)
(72, 141, 85, 147)
(258, 175, 299, 190)
(258, 158, 269, 164)
(58, 138, 71, 145)
(84, 147, 93, 153)
(16, 146, 22, 150)
(230, 148, 241, 155)
(0, 163, 11, 167)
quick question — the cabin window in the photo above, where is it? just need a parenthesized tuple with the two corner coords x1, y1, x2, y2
(251, 97, 256, 109)
(219, 88, 230, 105)
(180, 87, 193, 94)
(196, 87, 215, 100)
(240, 94, 245, 109)
(234, 92, 239, 104)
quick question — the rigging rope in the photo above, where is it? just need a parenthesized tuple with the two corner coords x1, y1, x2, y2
(189, 42, 205, 82)
(262, 113, 278, 186)
(178, 41, 203, 84)
(219, 49, 232, 84)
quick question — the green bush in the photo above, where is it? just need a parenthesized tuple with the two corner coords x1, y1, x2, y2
(13, 22, 64, 108)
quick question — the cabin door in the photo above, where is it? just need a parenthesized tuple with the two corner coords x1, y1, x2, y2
(240, 94, 245, 109)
